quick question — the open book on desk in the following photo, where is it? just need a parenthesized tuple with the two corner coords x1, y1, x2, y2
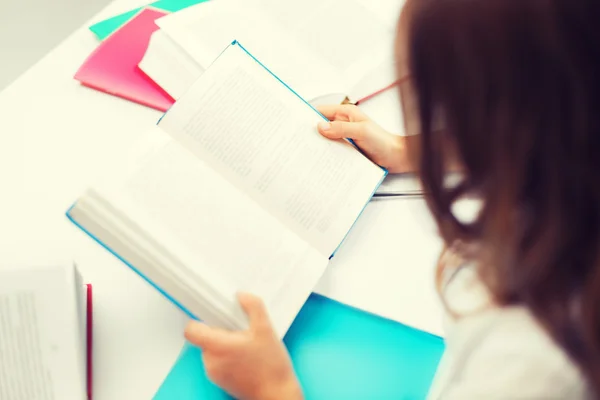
(0, 263, 93, 400)
(140, 0, 399, 105)
(68, 41, 386, 338)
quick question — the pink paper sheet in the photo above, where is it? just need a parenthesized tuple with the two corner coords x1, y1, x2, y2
(75, 8, 175, 111)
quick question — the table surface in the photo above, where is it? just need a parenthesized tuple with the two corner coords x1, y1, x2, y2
(0, 1, 442, 398)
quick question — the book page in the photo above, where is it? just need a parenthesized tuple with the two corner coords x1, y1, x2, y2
(250, 0, 394, 79)
(98, 127, 327, 336)
(0, 265, 87, 400)
(139, 30, 204, 101)
(159, 43, 385, 257)
(73, 269, 88, 395)
(156, 0, 393, 100)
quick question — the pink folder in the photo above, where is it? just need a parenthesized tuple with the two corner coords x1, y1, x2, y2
(75, 8, 175, 111)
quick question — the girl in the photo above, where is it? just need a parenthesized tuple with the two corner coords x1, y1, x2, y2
(184, 0, 600, 398)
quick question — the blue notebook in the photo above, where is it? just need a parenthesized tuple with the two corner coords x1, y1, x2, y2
(154, 294, 444, 399)
(67, 41, 387, 339)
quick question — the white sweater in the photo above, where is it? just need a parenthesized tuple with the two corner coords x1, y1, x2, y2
(426, 267, 590, 399)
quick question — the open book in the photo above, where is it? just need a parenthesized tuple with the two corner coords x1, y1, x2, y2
(140, 0, 399, 105)
(0, 263, 93, 400)
(68, 41, 386, 337)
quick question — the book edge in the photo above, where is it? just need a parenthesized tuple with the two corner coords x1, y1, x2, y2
(85, 283, 93, 400)
(66, 205, 198, 323)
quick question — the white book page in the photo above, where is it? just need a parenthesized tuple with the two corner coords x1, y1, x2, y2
(242, 0, 394, 80)
(0, 265, 87, 400)
(159, 43, 385, 257)
(139, 30, 204, 101)
(156, 0, 393, 100)
(100, 128, 327, 336)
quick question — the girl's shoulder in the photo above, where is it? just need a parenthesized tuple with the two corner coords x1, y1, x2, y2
(429, 267, 590, 399)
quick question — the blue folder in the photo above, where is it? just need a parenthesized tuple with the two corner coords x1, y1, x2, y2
(154, 294, 445, 400)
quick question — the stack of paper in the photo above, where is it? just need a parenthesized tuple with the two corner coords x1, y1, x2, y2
(140, 0, 401, 104)
(76, 0, 403, 112)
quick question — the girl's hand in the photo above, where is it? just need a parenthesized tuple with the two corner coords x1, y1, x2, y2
(316, 104, 416, 173)
(184, 293, 302, 400)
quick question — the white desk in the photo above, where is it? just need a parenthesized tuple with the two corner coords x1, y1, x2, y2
(0, 1, 442, 398)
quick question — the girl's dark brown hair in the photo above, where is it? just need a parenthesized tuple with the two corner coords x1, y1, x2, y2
(403, 0, 600, 393)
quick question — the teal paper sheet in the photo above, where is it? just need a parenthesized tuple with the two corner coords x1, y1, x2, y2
(154, 294, 445, 400)
(90, 0, 208, 40)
